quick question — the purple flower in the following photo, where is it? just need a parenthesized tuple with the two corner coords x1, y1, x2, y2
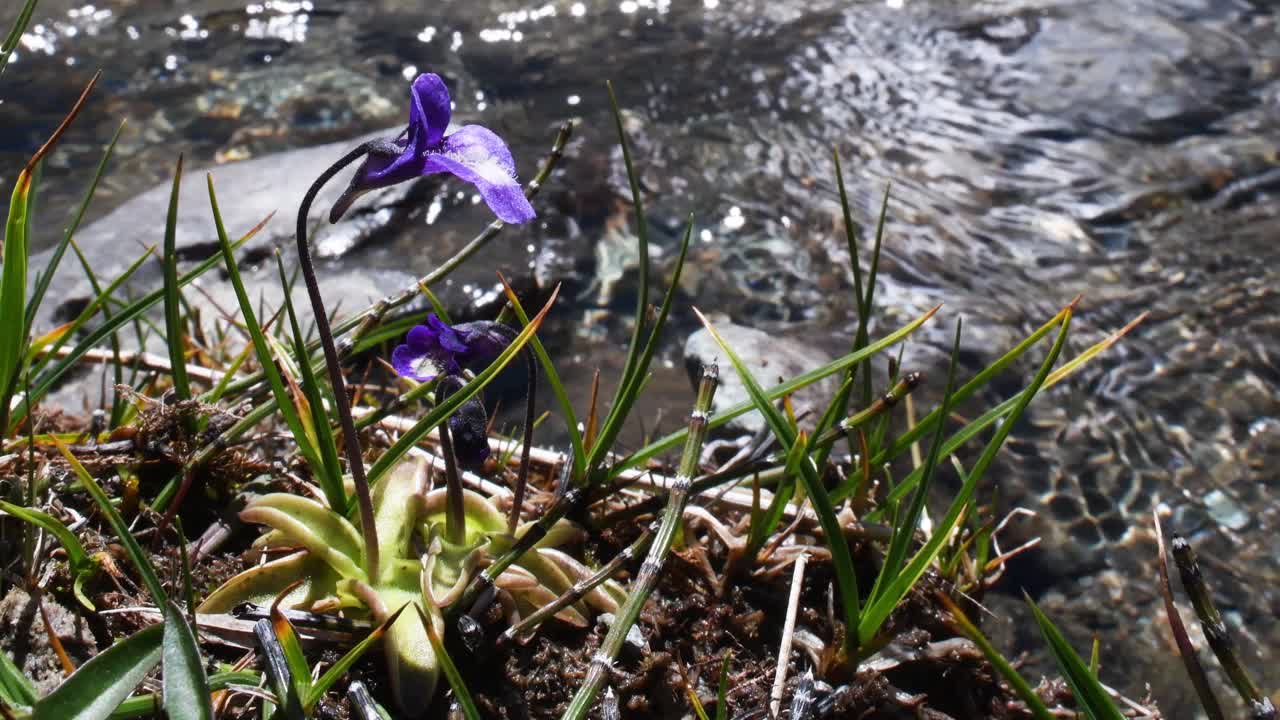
(393, 315, 520, 469)
(330, 73, 536, 225)
(391, 314, 512, 382)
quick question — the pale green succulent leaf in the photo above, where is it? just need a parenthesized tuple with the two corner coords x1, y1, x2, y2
(240, 494, 366, 581)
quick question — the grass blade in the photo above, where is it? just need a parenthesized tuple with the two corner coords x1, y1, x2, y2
(267, 602, 311, 703)
(1026, 595, 1126, 720)
(693, 309, 862, 651)
(306, 604, 406, 710)
(207, 175, 338, 510)
(1, 71, 99, 430)
(52, 437, 167, 605)
(162, 156, 193, 404)
(590, 215, 693, 484)
(32, 624, 163, 720)
(592, 81, 650, 484)
(936, 593, 1054, 720)
(0, 500, 96, 610)
(17, 213, 270, 427)
(714, 652, 731, 720)
(857, 311, 1070, 647)
(253, 619, 304, 720)
(866, 309, 1142, 513)
(277, 251, 344, 496)
(868, 320, 960, 607)
(615, 304, 939, 477)
(417, 606, 480, 720)
(0, 0, 40, 75)
(161, 601, 212, 720)
(496, 275, 585, 481)
(25, 119, 125, 336)
(0, 646, 38, 708)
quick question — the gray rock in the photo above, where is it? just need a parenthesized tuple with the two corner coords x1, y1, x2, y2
(26, 127, 416, 335)
(684, 315, 838, 434)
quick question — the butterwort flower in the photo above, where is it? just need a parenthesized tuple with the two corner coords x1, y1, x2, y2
(392, 314, 521, 469)
(330, 73, 536, 225)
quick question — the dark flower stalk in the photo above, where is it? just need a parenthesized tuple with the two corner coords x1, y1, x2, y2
(296, 73, 537, 581)
(296, 144, 383, 579)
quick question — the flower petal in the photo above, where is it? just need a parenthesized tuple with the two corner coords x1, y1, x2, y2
(391, 343, 443, 382)
(424, 125, 536, 224)
(425, 314, 468, 354)
(408, 74, 452, 149)
(448, 396, 491, 470)
(453, 321, 515, 365)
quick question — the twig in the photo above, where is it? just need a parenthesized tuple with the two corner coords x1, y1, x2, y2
(39, 345, 233, 384)
(1171, 533, 1276, 719)
(770, 551, 808, 718)
(1153, 511, 1224, 720)
(503, 523, 655, 642)
(560, 363, 719, 720)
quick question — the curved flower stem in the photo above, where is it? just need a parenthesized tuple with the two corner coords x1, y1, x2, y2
(435, 378, 467, 546)
(296, 143, 381, 580)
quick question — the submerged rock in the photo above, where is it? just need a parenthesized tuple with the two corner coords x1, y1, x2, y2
(26, 127, 415, 335)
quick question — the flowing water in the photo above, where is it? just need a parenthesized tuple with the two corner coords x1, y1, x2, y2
(4, 0, 1279, 714)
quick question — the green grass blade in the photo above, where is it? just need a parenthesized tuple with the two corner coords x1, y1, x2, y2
(869, 320, 960, 607)
(0, 499, 90, 573)
(252, 619, 304, 720)
(0, 160, 35, 430)
(594, 81, 650, 481)
(266, 607, 311, 703)
(1026, 595, 1126, 720)
(31, 624, 163, 720)
(365, 286, 559, 487)
(306, 605, 406, 710)
(0, 644, 38, 708)
(276, 251, 343, 501)
(936, 593, 1054, 720)
(496, 277, 585, 481)
(25, 120, 125, 336)
(856, 312, 1070, 647)
(0, 500, 96, 609)
(0, 0, 39, 75)
(745, 474, 794, 561)
(3, 72, 99, 429)
(206, 176, 336, 507)
(52, 437, 167, 605)
(695, 309, 862, 648)
(418, 606, 480, 720)
(591, 215, 693, 484)
(162, 156, 193, 403)
(865, 308, 1139, 515)
(841, 304, 1076, 505)
(18, 213, 269, 426)
(714, 653, 730, 720)
(162, 601, 212, 720)
(616, 304, 939, 476)
(26, 243, 155, 388)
